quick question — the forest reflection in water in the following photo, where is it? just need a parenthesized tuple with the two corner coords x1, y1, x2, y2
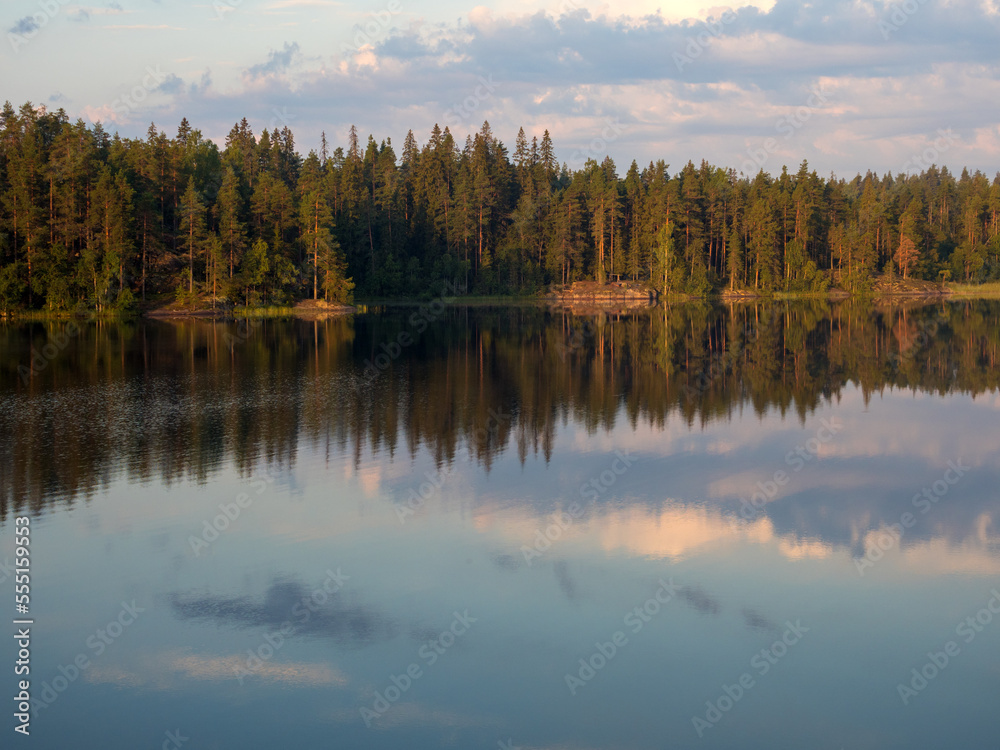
(2, 299, 998, 558)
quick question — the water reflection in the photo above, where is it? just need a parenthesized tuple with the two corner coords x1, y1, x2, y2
(3, 300, 1000, 749)
(3, 301, 999, 562)
(170, 578, 397, 647)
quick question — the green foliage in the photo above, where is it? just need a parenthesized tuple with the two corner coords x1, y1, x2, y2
(951, 241, 986, 282)
(174, 283, 199, 308)
(0, 261, 26, 313)
(1, 102, 999, 310)
(806, 262, 831, 292)
(240, 239, 270, 305)
(652, 221, 680, 295)
(114, 287, 138, 316)
(841, 269, 874, 295)
(685, 259, 711, 296)
(233, 305, 296, 318)
(324, 262, 355, 305)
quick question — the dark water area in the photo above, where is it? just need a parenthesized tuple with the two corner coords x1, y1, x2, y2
(1, 300, 998, 749)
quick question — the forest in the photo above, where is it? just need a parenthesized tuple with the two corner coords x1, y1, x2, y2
(1, 100, 999, 313)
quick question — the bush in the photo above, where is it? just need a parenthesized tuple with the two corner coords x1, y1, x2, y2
(0, 261, 26, 313)
(684, 261, 711, 296)
(174, 283, 199, 308)
(114, 287, 138, 316)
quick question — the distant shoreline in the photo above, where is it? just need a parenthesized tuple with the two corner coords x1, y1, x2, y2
(4, 281, 1000, 321)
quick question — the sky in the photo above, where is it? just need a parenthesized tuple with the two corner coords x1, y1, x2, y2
(3, 0, 1000, 178)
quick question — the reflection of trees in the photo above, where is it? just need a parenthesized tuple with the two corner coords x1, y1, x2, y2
(3, 300, 999, 517)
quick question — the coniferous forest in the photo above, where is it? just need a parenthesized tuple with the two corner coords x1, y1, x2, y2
(2, 101, 1000, 314)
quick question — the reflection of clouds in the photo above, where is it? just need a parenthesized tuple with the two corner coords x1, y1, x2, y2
(553, 560, 578, 601)
(328, 701, 494, 729)
(356, 466, 382, 498)
(742, 607, 779, 633)
(863, 530, 1000, 576)
(475, 501, 822, 562)
(798, 395, 1000, 468)
(707, 469, 871, 503)
(974, 511, 997, 543)
(170, 578, 396, 646)
(341, 455, 423, 500)
(595, 505, 776, 560)
(86, 664, 147, 688)
(777, 537, 832, 560)
(705, 439, 738, 454)
(86, 650, 347, 688)
(492, 552, 521, 571)
(466, 461, 1000, 577)
(172, 653, 347, 685)
(678, 585, 720, 616)
(900, 537, 1000, 575)
(776, 478, 1000, 561)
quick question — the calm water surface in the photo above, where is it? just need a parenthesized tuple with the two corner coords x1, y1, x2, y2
(2, 301, 999, 749)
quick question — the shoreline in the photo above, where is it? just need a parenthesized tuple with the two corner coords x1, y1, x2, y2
(4, 284, 1000, 321)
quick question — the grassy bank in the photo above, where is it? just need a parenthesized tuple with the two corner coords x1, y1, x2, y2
(357, 294, 542, 306)
(1, 309, 136, 321)
(231, 306, 297, 318)
(945, 281, 1000, 298)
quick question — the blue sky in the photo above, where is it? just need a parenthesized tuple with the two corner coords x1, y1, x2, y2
(4, 0, 1000, 177)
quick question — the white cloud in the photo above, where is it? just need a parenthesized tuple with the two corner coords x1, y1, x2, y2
(49, 0, 1000, 177)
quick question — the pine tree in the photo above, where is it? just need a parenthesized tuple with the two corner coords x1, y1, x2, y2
(319, 234, 354, 304)
(727, 223, 743, 290)
(179, 176, 206, 293)
(299, 187, 333, 299)
(653, 220, 677, 295)
(217, 165, 247, 279)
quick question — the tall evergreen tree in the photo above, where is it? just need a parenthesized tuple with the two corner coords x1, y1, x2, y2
(179, 176, 206, 293)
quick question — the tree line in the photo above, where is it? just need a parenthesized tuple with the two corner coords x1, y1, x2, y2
(2, 101, 999, 313)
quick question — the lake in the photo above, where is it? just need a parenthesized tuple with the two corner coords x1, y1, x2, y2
(2, 300, 999, 749)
